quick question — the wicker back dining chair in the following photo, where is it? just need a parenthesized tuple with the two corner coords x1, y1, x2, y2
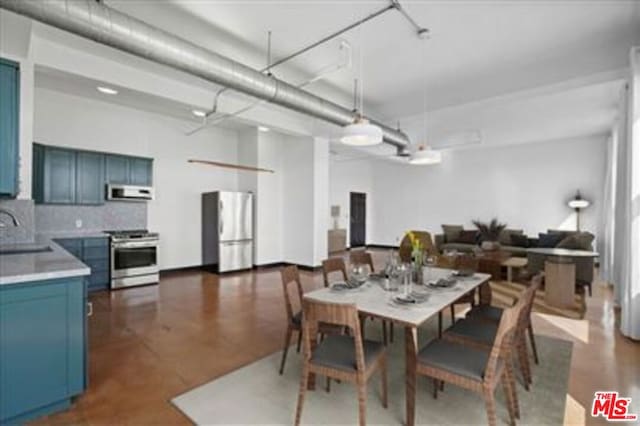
(279, 266, 343, 375)
(444, 274, 542, 390)
(322, 257, 348, 288)
(398, 231, 437, 263)
(294, 300, 388, 426)
(350, 250, 375, 273)
(349, 249, 393, 343)
(415, 294, 526, 426)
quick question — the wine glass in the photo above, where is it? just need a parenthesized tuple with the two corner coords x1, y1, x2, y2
(424, 254, 437, 283)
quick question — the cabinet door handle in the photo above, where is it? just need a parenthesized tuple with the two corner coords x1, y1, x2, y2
(87, 302, 93, 317)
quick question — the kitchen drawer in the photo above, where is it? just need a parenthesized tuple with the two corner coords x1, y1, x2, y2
(85, 258, 109, 273)
(82, 246, 108, 261)
(54, 239, 82, 258)
(82, 237, 108, 248)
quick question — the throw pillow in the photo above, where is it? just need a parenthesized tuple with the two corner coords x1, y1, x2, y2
(455, 230, 478, 244)
(510, 233, 530, 248)
(557, 232, 595, 250)
(498, 229, 523, 245)
(442, 224, 463, 243)
(538, 232, 564, 248)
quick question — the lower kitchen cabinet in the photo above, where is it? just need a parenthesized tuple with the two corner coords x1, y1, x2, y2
(0, 277, 88, 424)
(55, 237, 110, 292)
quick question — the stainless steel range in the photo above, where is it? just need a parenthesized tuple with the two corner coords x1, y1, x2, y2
(105, 230, 159, 289)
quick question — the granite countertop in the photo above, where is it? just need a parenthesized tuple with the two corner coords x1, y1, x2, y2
(37, 230, 109, 239)
(0, 235, 91, 286)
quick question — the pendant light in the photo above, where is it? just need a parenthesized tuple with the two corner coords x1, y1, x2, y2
(341, 79, 383, 146)
(341, 36, 382, 146)
(409, 36, 440, 165)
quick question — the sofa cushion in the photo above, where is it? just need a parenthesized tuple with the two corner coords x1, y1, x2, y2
(509, 233, 530, 248)
(442, 225, 463, 243)
(498, 229, 523, 245)
(502, 245, 528, 256)
(440, 242, 476, 253)
(557, 232, 594, 250)
(454, 230, 479, 244)
(538, 232, 565, 248)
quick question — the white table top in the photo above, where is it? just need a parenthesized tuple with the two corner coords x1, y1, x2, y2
(304, 267, 491, 327)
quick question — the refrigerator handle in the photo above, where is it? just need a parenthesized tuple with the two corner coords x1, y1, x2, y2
(219, 199, 224, 235)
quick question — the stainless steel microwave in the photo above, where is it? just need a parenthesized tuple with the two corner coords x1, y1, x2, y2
(106, 184, 154, 201)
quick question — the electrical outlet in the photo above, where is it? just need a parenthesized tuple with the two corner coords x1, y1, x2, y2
(75, 219, 83, 229)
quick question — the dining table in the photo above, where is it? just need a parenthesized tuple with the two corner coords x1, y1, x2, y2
(303, 267, 492, 426)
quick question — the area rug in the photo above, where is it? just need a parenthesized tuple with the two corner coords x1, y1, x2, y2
(172, 321, 573, 425)
(491, 280, 586, 320)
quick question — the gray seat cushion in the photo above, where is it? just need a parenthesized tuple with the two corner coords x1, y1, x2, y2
(418, 339, 495, 381)
(466, 305, 503, 322)
(311, 334, 384, 372)
(446, 318, 498, 345)
(440, 242, 476, 253)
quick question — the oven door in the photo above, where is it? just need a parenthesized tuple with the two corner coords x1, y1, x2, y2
(111, 240, 158, 279)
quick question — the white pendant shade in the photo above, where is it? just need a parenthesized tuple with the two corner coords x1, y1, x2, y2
(409, 145, 441, 165)
(340, 117, 383, 146)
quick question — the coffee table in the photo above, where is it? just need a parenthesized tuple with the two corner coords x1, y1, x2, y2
(502, 257, 528, 282)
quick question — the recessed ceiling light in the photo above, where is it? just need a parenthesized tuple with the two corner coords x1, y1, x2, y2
(97, 86, 118, 95)
(258, 126, 270, 132)
(192, 109, 207, 118)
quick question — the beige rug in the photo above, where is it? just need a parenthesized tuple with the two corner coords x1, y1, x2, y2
(491, 281, 586, 320)
(172, 320, 572, 425)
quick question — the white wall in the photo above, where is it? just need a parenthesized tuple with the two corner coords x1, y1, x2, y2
(33, 88, 239, 269)
(329, 158, 375, 246)
(330, 136, 607, 246)
(369, 136, 607, 245)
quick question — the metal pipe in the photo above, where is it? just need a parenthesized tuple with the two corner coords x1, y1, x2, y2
(0, 0, 410, 148)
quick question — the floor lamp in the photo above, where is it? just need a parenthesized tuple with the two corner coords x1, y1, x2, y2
(568, 190, 590, 231)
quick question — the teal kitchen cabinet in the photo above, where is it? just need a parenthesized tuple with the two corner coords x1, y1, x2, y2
(76, 151, 105, 205)
(55, 237, 110, 292)
(0, 277, 88, 424)
(106, 154, 153, 186)
(129, 157, 153, 186)
(34, 144, 153, 204)
(33, 144, 106, 205)
(0, 58, 20, 198)
(42, 146, 76, 204)
(105, 154, 129, 184)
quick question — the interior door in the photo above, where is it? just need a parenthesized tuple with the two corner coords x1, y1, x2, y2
(350, 192, 366, 248)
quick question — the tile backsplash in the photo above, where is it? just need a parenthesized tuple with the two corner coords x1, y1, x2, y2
(0, 199, 36, 244)
(35, 202, 147, 234)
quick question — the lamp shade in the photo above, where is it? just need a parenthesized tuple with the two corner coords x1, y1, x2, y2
(409, 145, 441, 165)
(340, 117, 383, 146)
(568, 191, 590, 209)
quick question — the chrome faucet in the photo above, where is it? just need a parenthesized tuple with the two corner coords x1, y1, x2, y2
(0, 209, 20, 227)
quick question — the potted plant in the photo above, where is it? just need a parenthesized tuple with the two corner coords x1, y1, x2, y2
(472, 218, 506, 251)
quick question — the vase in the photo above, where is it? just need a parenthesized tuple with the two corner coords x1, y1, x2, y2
(481, 240, 501, 251)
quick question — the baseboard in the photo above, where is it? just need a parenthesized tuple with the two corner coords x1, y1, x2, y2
(366, 244, 399, 250)
(160, 265, 204, 276)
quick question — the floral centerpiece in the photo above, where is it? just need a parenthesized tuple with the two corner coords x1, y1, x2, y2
(406, 231, 425, 284)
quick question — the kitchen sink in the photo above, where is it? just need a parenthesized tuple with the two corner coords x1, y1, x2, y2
(0, 245, 52, 255)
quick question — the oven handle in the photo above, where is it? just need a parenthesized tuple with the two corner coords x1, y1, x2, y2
(112, 241, 158, 249)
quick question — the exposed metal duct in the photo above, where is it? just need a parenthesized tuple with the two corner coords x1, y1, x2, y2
(0, 0, 411, 149)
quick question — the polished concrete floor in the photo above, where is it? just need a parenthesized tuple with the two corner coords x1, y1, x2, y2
(33, 250, 639, 425)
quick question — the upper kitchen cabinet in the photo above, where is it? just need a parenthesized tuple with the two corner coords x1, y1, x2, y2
(33, 145, 104, 205)
(106, 155, 153, 186)
(0, 58, 20, 198)
(76, 152, 105, 205)
(41, 146, 77, 205)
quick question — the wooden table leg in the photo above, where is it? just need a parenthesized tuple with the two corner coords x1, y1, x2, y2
(507, 266, 513, 283)
(405, 326, 418, 426)
(307, 323, 317, 390)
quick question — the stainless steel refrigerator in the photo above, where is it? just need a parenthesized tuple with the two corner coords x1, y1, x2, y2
(202, 191, 253, 272)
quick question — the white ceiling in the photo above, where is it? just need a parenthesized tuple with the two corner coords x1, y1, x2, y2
(110, 0, 640, 123)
